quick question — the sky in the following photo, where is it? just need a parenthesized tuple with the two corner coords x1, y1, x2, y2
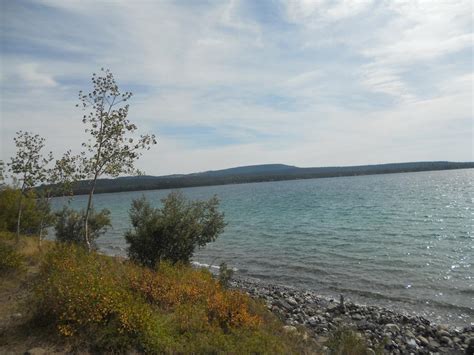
(0, 0, 473, 176)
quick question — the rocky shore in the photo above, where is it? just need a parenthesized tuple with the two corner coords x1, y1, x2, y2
(231, 277, 473, 355)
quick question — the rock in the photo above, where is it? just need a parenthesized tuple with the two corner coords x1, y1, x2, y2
(405, 330, 415, 338)
(437, 329, 450, 338)
(24, 348, 47, 355)
(440, 336, 452, 346)
(428, 339, 440, 350)
(465, 338, 474, 355)
(287, 297, 298, 307)
(326, 302, 338, 312)
(352, 313, 363, 321)
(276, 299, 293, 311)
(417, 335, 429, 346)
(406, 338, 418, 350)
(308, 316, 318, 327)
(384, 323, 400, 333)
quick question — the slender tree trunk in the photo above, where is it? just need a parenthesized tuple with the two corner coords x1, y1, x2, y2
(38, 219, 44, 250)
(15, 193, 24, 244)
(84, 176, 98, 252)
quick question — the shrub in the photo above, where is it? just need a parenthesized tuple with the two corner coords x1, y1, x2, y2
(54, 207, 110, 249)
(0, 237, 25, 274)
(218, 262, 234, 288)
(0, 187, 49, 235)
(125, 192, 226, 267)
(128, 262, 261, 330)
(33, 244, 169, 352)
(326, 327, 374, 355)
(33, 244, 315, 353)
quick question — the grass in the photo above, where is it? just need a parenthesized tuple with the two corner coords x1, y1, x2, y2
(0, 233, 378, 354)
(1, 234, 318, 354)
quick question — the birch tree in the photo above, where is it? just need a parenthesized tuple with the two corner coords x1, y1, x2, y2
(8, 131, 53, 242)
(0, 160, 5, 190)
(78, 68, 157, 250)
(37, 150, 82, 247)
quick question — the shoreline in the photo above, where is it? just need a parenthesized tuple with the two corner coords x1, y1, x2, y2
(230, 276, 473, 354)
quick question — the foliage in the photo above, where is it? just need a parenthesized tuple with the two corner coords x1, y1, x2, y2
(8, 131, 53, 189)
(46, 150, 83, 197)
(0, 238, 25, 274)
(0, 187, 52, 235)
(54, 207, 111, 249)
(125, 192, 226, 267)
(77, 68, 157, 250)
(326, 327, 375, 355)
(218, 262, 234, 288)
(0, 160, 5, 190)
(33, 244, 161, 352)
(32, 244, 315, 353)
(7, 131, 53, 239)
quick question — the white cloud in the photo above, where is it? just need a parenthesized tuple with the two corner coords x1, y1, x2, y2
(15, 63, 58, 88)
(0, 0, 472, 176)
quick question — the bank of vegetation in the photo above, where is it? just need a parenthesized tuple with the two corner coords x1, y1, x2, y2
(0, 69, 379, 354)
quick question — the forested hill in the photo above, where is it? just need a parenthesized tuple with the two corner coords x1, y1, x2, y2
(63, 161, 474, 195)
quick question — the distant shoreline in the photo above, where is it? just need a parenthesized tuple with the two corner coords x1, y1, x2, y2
(46, 161, 474, 196)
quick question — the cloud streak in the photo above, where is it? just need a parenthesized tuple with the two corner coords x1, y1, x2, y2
(1, 0, 472, 175)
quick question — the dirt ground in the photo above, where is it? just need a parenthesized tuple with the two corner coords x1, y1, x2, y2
(0, 237, 74, 355)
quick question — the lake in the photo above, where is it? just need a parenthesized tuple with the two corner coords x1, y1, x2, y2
(52, 169, 473, 327)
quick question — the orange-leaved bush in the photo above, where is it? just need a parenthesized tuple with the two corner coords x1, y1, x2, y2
(32, 243, 315, 353)
(128, 262, 262, 330)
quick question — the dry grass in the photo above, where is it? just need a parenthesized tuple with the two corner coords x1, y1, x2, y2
(0, 233, 68, 354)
(0, 235, 319, 354)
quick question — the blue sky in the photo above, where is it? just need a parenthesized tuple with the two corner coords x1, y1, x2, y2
(1, 0, 472, 175)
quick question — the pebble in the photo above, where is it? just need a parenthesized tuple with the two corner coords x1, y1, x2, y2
(229, 277, 472, 354)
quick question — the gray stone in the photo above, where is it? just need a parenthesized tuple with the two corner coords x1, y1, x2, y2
(429, 339, 440, 349)
(384, 323, 400, 333)
(438, 329, 450, 338)
(287, 297, 298, 306)
(352, 313, 363, 321)
(405, 330, 415, 338)
(406, 338, 418, 349)
(326, 302, 338, 312)
(276, 299, 293, 311)
(440, 336, 452, 346)
(308, 316, 318, 327)
(417, 335, 429, 346)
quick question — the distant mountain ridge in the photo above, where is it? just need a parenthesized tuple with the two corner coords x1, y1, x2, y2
(64, 161, 473, 195)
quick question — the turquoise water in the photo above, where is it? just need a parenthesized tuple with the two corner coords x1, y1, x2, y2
(52, 169, 473, 327)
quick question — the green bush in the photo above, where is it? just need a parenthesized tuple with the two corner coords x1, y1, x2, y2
(54, 207, 111, 249)
(218, 262, 234, 288)
(33, 244, 167, 352)
(326, 327, 375, 355)
(32, 244, 316, 353)
(0, 187, 50, 235)
(125, 192, 226, 267)
(0, 239, 25, 274)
